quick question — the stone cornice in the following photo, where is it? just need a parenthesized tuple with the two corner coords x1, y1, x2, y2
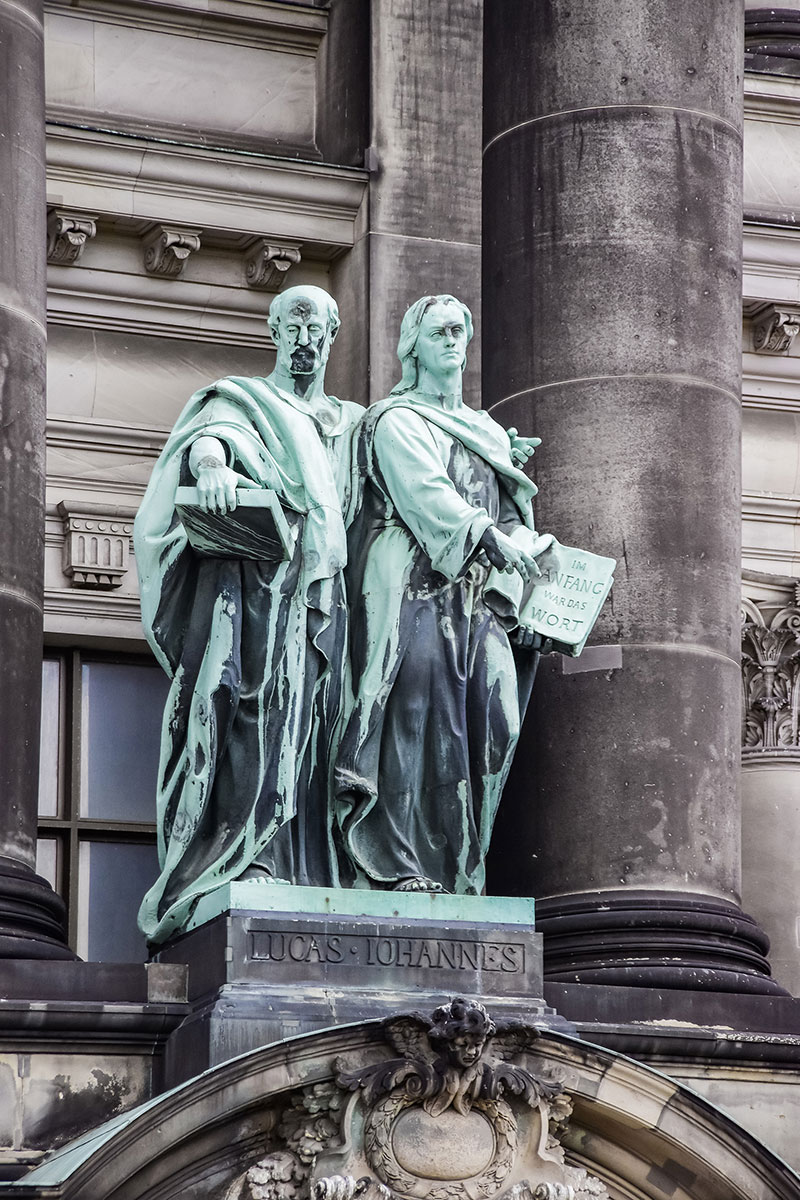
(743, 352, 800, 409)
(46, 263, 280, 346)
(745, 73, 800, 123)
(744, 226, 800, 314)
(44, 0, 327, 55)
(743, 491, 800, 525)
(47, 478, 147, 504)
(46, 125, 368, 248)
(46, 416, 169, 458)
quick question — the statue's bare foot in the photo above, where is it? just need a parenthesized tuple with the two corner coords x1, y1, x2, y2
(393, 876, 445, 893)
(237, 866, 290, 885)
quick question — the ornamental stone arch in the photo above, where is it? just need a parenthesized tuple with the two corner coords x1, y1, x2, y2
(2, 1011, 799, 1200)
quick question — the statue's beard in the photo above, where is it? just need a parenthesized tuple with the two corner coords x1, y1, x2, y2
(290, 346, 317, 374)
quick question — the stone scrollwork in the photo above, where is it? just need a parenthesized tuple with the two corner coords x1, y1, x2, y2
(500, 1168, 608, 1200)
(742, 597, 800, 751)
(47, 208, 98, 265)
(245, 240, 302, 290)
(312, 1177, 391, 1200)
(143, 223, 202, 277)
(752, 304, 800, 355)
(223, 999, 607, 1200)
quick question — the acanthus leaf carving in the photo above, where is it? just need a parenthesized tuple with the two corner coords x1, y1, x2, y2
(225, 1150, 305, 1200)
(742, 599, 800, 751)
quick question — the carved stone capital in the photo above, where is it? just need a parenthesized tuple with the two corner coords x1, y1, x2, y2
(245, 240, 302, 290)
(752, 303, 800, 354)
(742, 597, 800, 751)
(143, 224, 202, 277)
(47, 209, 98, 265)
(57, 501, 136, 590)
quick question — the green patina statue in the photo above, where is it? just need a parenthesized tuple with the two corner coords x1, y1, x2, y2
(134, 288, 564, 944)
(134, 285, 363, 946)
(332, 295, 546, 895)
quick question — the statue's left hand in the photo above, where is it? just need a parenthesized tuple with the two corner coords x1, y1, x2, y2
(512, 624, 553, 653)
(507, 428, 542, 467)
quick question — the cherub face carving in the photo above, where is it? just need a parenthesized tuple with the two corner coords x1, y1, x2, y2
(428, 997, 496, 1071)
(447, 1031, 488, 1069)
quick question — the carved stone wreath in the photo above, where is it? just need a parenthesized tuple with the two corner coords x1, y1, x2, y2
(222, 999, 609, 1200)
(364, 1088, 517, 1200)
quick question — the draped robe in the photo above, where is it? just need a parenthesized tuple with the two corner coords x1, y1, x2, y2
(333, 393, 538, 895)
(135, 376, 361, 946)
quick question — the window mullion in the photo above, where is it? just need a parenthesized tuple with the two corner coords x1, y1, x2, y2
(67, 648, 82, 954)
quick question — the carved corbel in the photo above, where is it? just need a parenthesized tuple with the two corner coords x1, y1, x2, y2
(245, 240, 302, 290)
(57, 502, 136, 590)
(752, 304, 800, 354)
(143, 224, 202, 278)
(47, 209, 98, 265)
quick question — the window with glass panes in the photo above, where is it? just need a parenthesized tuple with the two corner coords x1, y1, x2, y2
(37, 651, 169, 962)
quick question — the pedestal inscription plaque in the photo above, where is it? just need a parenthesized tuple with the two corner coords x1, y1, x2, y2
(155, 887, 565, 1084)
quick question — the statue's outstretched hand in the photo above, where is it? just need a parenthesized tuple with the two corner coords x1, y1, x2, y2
(507, 428, 541, 467)
(479, 527, 541, 582)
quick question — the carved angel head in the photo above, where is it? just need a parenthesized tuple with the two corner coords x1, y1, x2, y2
(428, 997, 496, 1068)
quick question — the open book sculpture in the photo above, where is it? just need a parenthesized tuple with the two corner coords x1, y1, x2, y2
(487, 532, 615, 657)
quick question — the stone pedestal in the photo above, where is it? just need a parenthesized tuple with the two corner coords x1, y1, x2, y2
(155, 886, 568, 1085)
(0, 0, 70, 958)
(483, 1, 778, 992)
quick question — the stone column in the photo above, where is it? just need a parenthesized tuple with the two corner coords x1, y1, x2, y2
(484, 2, 780, 992)
(327, 0, 483, 408)
(0, 0, 71, 957)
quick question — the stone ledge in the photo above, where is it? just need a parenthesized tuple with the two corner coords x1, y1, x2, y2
(544, 981, 800, 1065)
(45, 0, 328, 55)
(0, 960, 186, 1004)
(185, 881, 536, 931)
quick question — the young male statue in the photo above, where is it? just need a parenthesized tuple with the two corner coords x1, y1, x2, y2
(135, 285, 362, 946)
(333, 294, 546, 896)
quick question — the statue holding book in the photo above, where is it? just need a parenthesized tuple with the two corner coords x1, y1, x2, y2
(135, 285, 362, 947)
(332, 295, 553, 895)
(134, 285, 614, 945)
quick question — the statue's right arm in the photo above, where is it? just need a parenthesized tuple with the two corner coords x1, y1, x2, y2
(478, 527, 539, 583)
(189, 436, 240, 514)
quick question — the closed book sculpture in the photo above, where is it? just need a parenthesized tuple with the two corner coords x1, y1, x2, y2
(175, 486, 295, 561)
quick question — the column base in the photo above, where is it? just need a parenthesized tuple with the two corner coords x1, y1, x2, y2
(0, 856, 74, 959)
(537, 890, 787, 995)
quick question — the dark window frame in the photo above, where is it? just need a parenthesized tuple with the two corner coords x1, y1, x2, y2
(38, 647, 160, 957)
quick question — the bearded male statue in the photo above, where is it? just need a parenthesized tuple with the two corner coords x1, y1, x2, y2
(135, 285, 362, 947)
